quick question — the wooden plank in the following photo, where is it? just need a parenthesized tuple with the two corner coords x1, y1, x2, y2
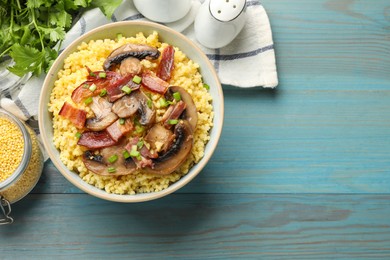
(1, 194, 390, 259)
(26, 0, 389, 194)
(36, 88, 390, 194)
(263, 0, 390, 85)
(33, 1, 390, 195)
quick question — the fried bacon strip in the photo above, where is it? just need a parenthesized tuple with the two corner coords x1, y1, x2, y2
(124, 137, 156, 169)
(161, 100, 187, 128)
(58, 102, 86, 129)
(141, 71, 169, 94)
(106, 118, 134, 142)
(71, 68, 136, 103)
(77, 131, 116, 149)
(157, 45, 175, 81)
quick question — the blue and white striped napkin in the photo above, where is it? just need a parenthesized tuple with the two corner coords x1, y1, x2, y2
(0, 0, 278, 121)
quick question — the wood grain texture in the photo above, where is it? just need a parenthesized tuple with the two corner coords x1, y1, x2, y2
(1, 194, 390, 259)
(2, 0, 390, 259)
(33, 0, 390, 194)
(266, 0, 390, 86)
(37, 87, 390, 194)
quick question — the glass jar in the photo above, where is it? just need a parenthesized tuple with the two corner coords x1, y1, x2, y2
(0, 56, 30, 97)
(0, 109, 43, 224)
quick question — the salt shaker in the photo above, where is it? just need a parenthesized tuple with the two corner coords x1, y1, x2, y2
(194, 0, 247, 49)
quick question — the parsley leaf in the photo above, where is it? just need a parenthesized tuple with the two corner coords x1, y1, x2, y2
(39, 26, 66, 43)
(0, 0, 123, 79)
(92, 0, 123, 19)
(26, 0, 47, 8)
(48, 9, 72, 28)
(8, 44, 45, 77)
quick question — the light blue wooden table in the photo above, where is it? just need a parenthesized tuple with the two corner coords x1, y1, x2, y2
(2, 0, 390, 259)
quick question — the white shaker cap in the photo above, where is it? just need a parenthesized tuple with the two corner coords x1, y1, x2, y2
(209, 0, 246, 22)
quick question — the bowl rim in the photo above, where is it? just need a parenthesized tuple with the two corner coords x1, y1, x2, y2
(38, 21, 224, 203)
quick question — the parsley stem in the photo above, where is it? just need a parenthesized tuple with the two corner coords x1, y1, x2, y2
(0, 46, 12, 59)
(10, 5, 14, 30)
(15, 0, 21, 10)
(30, 8, 45, 50)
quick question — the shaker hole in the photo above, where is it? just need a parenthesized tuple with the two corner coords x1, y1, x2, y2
(218, 10, 221, 14)
(233, 5, 237, 8)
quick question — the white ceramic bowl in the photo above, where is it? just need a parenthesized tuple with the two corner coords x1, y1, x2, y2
(38, 21, 224, 203)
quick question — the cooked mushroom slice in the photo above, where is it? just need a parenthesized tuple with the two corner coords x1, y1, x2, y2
(166, 86, 198, 131)
(143, 120, 193, 175)
(119, 57, 141, 76)
(103, 43, 160, 71)
(112, 93, 139, 118)
(83, 144, 137, 176)
(86, 96, 118, 131)
(144, 123, 175, 153)
(137, 91, 156, 126)
(112, 90, 156, 125)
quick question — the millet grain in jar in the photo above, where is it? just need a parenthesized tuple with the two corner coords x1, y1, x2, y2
(0, 117, 24, 182)
(0, 110, 43, 204)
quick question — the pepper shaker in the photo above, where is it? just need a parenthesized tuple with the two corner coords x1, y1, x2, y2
(194, 0, 247, 49)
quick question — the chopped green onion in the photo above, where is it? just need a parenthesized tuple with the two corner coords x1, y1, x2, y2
(82, 83, 89, 89)
(203, 83, 210, 90)
(121, 85, 132, 94)
(168, 119, 179, 125)
(89, 84, 97, 92)
(137, 140, 144, 149)
(135, 125, 144, 134)
(89, 72, 96, 77)
(130, 149, 140, 157)
(147, 99, 153, 109)
(132, 75, 142, 84)
(117, 33, 123, 40)
(75, 132, 81, 139)
(130, 145, 142, 161)
(119, 118, 125, 125)
(99, 89, 107, 97)
(107, 167, 116, 173)
(123, 150, 131, 159)
(98, 72, 106, 78)
(173, 92, 181, 101)
(108, 154, 118, 163)
(84, 97, 93, 105)
(159, 98, 168, 108)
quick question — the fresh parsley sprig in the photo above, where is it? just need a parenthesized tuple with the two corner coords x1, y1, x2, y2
(0, 0, 122, 77)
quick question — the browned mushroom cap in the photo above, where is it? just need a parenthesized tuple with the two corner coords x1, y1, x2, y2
(83, 143, 137, 176)
(86, 96, 118, 131)
(111, 94, 139, 118)
(144, 123, 175, 153)
(166, 86, 198, 132)
(119, 57, 141, 76)
(103, 43, 160, 71)
(112, 90, 156, 125)
(143, 120, 193, 175)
